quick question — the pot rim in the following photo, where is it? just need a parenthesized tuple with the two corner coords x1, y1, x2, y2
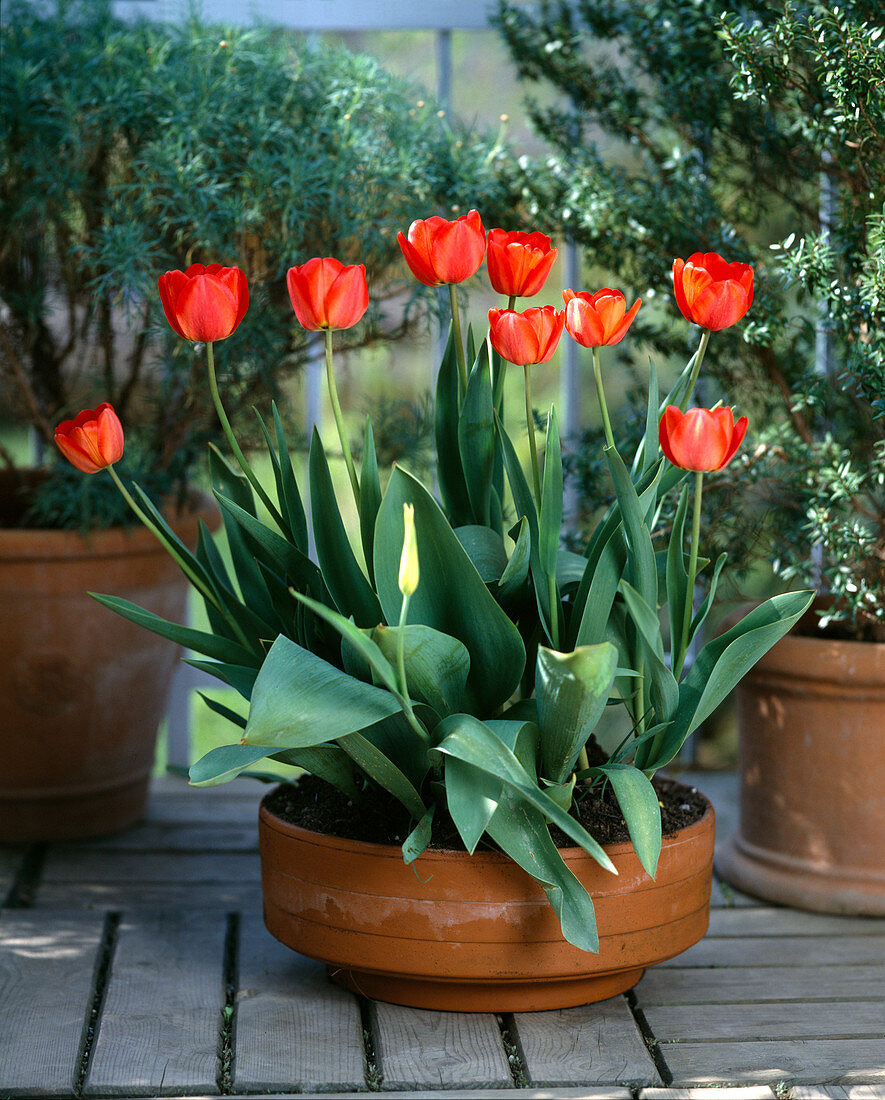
(258, 782, 714, 863)
(0, 489, 217, 560)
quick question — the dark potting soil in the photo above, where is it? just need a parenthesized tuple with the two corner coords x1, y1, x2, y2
(263, 770, 709, 852)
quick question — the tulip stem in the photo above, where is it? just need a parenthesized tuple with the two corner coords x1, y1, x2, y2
(395, 593, 431, 744)
(592, 348, 616, 450)
(205, 342, 284, 528)
(449, 284, 468, 399)
(523, 362, 542, 506)
(675, 470, 704, 682)
(324, 329, 361, 513)
(680, 328, 711, 411)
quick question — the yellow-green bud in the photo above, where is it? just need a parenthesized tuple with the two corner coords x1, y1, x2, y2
(398, 502, 420, 597)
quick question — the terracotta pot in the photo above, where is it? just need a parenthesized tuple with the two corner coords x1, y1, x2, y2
(258, 790, 715, 1012)
(0, 478, 215, 842)
(718, 630, 885, 914)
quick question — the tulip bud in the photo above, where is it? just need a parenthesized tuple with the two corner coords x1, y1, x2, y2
(158, 263, 249, 343)
(398, 503, 420, 597)
(54, 403, 124, 474)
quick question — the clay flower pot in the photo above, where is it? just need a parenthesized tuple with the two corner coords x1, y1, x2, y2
(258, 789, 715, 1012)
(0, 482, 216, 842)
(718, 630, 885, 914)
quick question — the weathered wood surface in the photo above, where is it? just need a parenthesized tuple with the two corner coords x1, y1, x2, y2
(662, 1039, 885, 1086)
(0, 910, 104, 1096)
(84, 911, 228, 1096)
(512, 1001, 659, 1086)
(2, 771, 885, 1097)
(372, 1003, 513, 1090)
(234, 915, 365, 1092)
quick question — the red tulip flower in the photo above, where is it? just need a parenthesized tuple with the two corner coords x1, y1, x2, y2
(286, 257, 369, 331)
(672, 253, 754, 331)
(488, 305, 565, 366)
(486, 229, 558, 298)
(562, 288, 641, 347)
(397, 210, 486, 286)
(659, 405, 748, 472)
(158, 263, 249, 342)
(54, 403, 124, 474)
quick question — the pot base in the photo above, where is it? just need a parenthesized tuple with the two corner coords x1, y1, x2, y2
(0, 772, 150, 843)
(328, 963, 646, 1012)
(717, 834, 885, 917)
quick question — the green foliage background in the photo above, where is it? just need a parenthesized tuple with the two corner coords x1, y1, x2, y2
(496, 0, 884, 636)
(0, 1, 523, 528)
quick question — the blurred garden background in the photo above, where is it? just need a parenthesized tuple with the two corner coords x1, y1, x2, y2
(2, 0, 882, 773)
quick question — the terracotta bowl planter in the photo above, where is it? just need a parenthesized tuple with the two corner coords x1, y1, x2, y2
(0, 481, 215, 842)
(718, 630, 885, 914)
(258, 789, 715, 1012)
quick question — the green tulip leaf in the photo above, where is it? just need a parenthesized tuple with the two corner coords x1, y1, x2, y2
(646, 590, 816, 770)
(402, 803, 436, 864)
(272, 401, 310, 552)
(444, 754, 502, 853)
(573, 526, 625, 648)
(592, 763, 662, 878)
(604, 444, 657, 608)
(536, 643, 619, 785)
(485, 785, 600, 953)
(454, 525, 509, 583)
(433, 713, 616, 872)
(337, 728, 427, 821)
(618, 579, 679, 724)
(458, 348, 496, 527)
(371, 623, 470, 717)
(196, 691, 247, 730)
(243, 634, 402, 749)
(359, 416, 383, 587)
(374, 466, 525, 712)
(665, 483, 691, 665)
(309, 427, 383, 628)
(89, 593, 259, 667)
(497, 517, 531, 600)
(213, 489, 323, 601)
(189, 744, 276, 786)
(435, 324, 473, 525)
(557, 548, 590, 591)
(496, 413, 554, 639)
(290, 589, 400, 697)
(185, 658, 258, 700)
(539, 405, 563, 579)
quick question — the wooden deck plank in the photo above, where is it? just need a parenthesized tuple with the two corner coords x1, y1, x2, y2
(84, 911, 227, 1096)
(645, 1001, 885, 1041)
(635, 965, 885, 1005)
(233, 916, 365, 1092)
(513, 998, 661, 1086)
(372, 1003, 512, 1090)
(663, 1038, 885, 1085)
(0, 910, 103, 1097)
(658, 935, 885, 968)
(707, 909, 885, 937)
(792, 1088, 885, 1099)
(641, 1089, 776, 1099)
(55, 823, 259, 853)
(36, 850, 262, 909)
